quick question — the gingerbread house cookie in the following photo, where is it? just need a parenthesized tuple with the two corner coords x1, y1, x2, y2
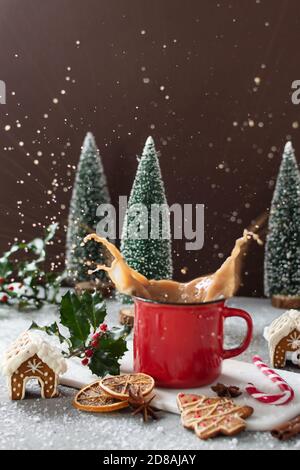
(1, 331, 67, 400)
(264, 310, 300, 368)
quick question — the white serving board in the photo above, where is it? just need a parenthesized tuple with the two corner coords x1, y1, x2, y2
(61, 341, 300, 432)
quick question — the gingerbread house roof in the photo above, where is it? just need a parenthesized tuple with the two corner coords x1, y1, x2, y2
(264, 310, 300, 358)
(1, 331, 67, 377)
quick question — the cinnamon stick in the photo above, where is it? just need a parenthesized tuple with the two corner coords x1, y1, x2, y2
(271, 416, 300, 441)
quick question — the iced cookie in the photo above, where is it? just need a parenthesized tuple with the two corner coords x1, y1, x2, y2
(177, 393, 253, 440)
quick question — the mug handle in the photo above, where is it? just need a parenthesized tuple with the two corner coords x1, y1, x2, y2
(222, 307, 253, 360)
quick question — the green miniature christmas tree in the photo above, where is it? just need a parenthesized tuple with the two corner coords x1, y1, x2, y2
(120, 137, 173, 303)
(264, 141, 300, 306)
(66, 132, 111, 284)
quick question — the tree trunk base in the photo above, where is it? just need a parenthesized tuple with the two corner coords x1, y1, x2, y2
(119, 307, 135, 327)
(75, 280, 114, 299)
(271, 295, 300, 309)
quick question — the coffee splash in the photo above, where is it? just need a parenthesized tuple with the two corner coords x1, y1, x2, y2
(84, 231, 262, 304)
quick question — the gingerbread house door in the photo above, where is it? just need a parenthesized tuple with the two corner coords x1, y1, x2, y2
(11, 354, 57, 400)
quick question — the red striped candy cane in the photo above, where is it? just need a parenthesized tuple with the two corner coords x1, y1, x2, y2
(245, 356, 295, 406)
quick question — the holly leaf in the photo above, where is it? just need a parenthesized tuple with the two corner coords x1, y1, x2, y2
(60, 291, 91, 348)
(80, 291, 106, 330)
(89, 331, 128, 377)
(29, 290, 129, 377)
(17, 299, 31, 311)
(0, 259, 13, 278)
(29, 321, 66, 344)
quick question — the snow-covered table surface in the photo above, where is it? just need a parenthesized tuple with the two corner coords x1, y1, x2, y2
(0, 297, 299, 450)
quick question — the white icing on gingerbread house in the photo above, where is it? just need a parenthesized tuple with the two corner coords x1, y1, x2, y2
(1, 331, 67, 400)
(264, 310, 300, 368)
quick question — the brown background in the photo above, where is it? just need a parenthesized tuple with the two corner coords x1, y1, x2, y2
(0, 0, 299, 297)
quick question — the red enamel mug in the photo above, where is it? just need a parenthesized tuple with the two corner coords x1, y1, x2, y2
(133, 298, 253, 388)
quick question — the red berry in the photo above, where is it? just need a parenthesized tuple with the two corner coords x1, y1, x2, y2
(8, 286, 14, 291)
(0, 278, 5, 284)
(1, 295, 8, 303)
(85, 349, 94, 358)
(91, 340, 99, 348)
(92, 332, 100, 340)
(81, 358, 89, 366)
(100, 323, 108, 332)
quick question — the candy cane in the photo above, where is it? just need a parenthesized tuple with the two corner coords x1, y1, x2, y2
(245, 356, 295, 406)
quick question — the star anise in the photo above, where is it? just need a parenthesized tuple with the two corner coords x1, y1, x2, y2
(128, 385, 159, 422)
(211, 383, 242, 398)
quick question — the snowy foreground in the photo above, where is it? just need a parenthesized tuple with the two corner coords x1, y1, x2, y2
(0, 297, 299, 451)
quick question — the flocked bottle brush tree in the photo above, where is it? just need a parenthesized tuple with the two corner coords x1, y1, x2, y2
(120, 136, 173, 304)
(264, 141, 300, 308)
(65, 132, 112, 292)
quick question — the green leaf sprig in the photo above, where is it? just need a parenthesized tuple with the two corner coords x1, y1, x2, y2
(0, 224, 64, 310)
(30, 291, 130, 377)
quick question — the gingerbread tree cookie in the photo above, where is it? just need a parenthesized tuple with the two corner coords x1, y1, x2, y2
(1, 332, 67, 400)
(177, 393, 253, 440)
(264, 310, 300, 368)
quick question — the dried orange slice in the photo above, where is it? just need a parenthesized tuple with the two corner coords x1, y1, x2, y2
(99, 373, 155, 401)
(73, 381, 129, 413)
